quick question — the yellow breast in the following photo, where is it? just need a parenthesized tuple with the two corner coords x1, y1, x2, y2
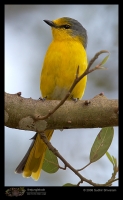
(40, 39, 87, 100)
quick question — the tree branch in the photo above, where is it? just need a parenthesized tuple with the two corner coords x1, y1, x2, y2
(5, 92, 118, 132)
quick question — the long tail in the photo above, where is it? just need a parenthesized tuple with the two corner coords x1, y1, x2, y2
(15, 130, 54, 181)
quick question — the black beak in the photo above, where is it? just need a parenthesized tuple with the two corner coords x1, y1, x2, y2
(43, 20, 56, 27)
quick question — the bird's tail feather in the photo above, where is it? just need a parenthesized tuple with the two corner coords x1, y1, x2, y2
(15, 130, 54, 180)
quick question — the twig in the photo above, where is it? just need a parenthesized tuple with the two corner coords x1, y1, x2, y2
(35, 50, 109, 121)
(40, 131, 118, 186)
(77, 162, 91, 171)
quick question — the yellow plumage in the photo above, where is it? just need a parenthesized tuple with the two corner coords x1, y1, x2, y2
(15, 17, 88, 180)
(22, 130, 53, 180)
(41, 40, 87, 100)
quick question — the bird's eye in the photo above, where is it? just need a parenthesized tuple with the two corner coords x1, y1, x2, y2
(63, 24, 70, 29)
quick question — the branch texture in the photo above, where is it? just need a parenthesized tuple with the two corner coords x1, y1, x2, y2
(5, 92, 118, 132)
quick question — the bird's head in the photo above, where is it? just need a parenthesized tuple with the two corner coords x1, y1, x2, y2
(44, 17, 87, 49)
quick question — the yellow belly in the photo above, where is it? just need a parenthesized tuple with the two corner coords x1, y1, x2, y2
(40, 40, 87, 100)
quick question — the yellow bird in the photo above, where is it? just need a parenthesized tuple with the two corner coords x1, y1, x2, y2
(15, 17, 88, 180)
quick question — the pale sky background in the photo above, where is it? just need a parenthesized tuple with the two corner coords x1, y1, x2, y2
(5, 5, 118, 186)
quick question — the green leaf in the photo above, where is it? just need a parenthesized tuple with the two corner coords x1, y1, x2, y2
(42, 148, 59, 173)
(100, 55, 110, 66)
(90, 127, 114, 163)
(106, 151, 114, 165)
(106, 153, 118, 172)
(63, 183, 77, 186)
(112, 156, 117, 166)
